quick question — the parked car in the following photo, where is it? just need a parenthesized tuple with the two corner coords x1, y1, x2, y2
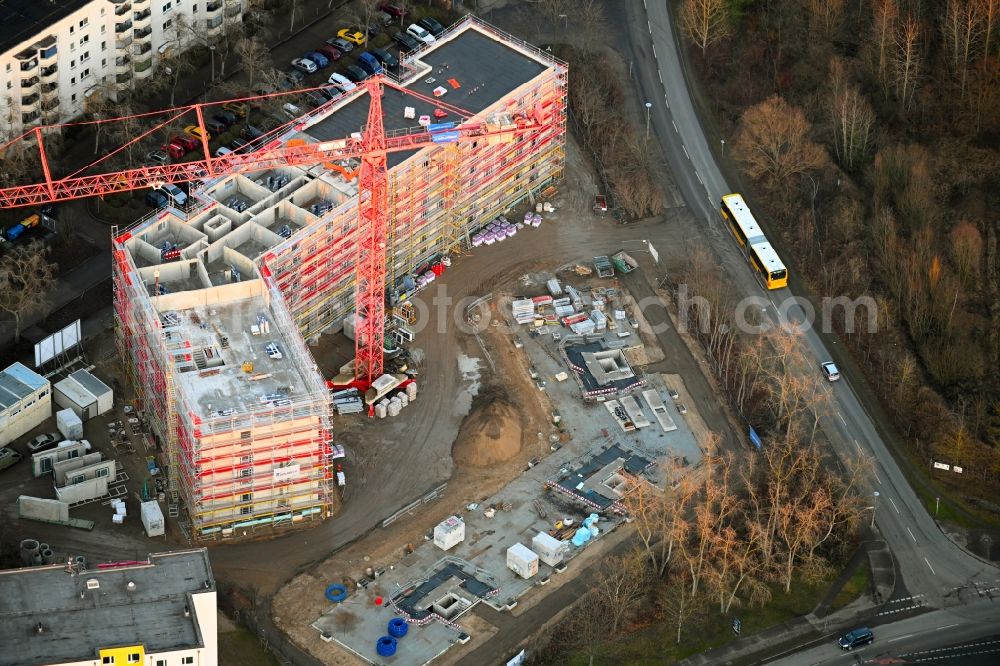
(223, 101, 249, 117)
(282, 70, 305, 88)
(184, 125, 211, 142)
(406, 24, 435, 44)
(315, 43, 343, 61)
(241, 125, 264, 141)
(26, 433, 60, 454)
(375, 10, 393, 25)
(379, 3, 407, 19)
(216, 110, 238, 126)
(231, 138, 249, 152)
(172, 135, 200, 152)
(821, 361, 841, 382)
(163, 142, 186, 160)
(358, 51, 383, 76)
(0, 447, 24, 471)
(369, 47, 399, 69)
(418, 17, 445, 36)
(327, 72, 357, 92)
(146, 190, 169, 208)
(215, 146, 233, 158)
(366, 21, 382, 37)
(327, 36, 354, 54)
(343, 64, 369, 83)
(160, 183, 188, 206)
(303, 51, 330, 68)
(338, 28, 367, 45)
(838, 628, 873, 650)
(291, 57, 318, 74)
(392, 30, 420, 51)
(205, 118, 227, 135)
(146, 150, 169, 166)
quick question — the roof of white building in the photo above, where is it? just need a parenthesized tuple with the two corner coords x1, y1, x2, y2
(0, 362, 47, 410)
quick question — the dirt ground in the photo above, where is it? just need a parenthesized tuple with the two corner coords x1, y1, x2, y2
(271, 314, 555, 664)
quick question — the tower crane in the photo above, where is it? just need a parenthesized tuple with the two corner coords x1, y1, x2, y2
(0, 76, 554, 388)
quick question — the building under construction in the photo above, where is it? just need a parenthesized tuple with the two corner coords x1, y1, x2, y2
(112, 17, 567, 540)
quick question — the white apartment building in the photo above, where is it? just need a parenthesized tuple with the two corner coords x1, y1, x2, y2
(0, 549, 218, 666)
(0, 0, 244, 133)
(0, 361, 51, 448)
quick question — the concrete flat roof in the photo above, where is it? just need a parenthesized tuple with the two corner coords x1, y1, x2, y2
(0, 362, 45, 409)
(0, 549, 214, 666)
(167, 297, 314, 416)
(69, 369, 112, 397)
(0, 0, 90, 56)
(54, 374, 96, 408)
(306, 23, 549, 168)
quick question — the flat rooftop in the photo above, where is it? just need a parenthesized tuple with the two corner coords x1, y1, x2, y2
(552, 444, 654, 511)
(0, 549, 214, 666)
(163, 296, 315, 416)
(0, 0, 89, 56)
(565, 341, 645, 397)
(306, 23, 550, 168)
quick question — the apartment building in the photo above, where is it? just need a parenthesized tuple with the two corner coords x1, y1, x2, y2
(0, 549, 218, 666)
(0, 0, 243, 133)
(112, 16, 566, 540)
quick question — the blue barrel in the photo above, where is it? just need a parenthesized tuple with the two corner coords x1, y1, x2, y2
(388, 617, 408, 638)
(376, 636, 397, 657)
(324, 584, 348, 602)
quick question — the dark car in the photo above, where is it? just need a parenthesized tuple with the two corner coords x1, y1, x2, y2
(379, 3, 407, 19)
(838, 628, 873, 650)
(392, 30, 420, 51)
(315, 43, 343, 61)
(366, 21, 382, 37)
(241, 125, 264, 141)
(231, 137, 250, 153)
(418, 17, 445, 36)
(205, 118, 228, 135)
(285, 69, 306, 85)
(213, 111, 237, 127)
(326, 37, 354, 54)
(146, 190, 169, 208)
(370, 47, 398, 69)
(343, 64, 369, 83)
(26, 432, 61, 454)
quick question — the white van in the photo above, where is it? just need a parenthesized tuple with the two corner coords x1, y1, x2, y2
(214, 146, 233, 157)
(160, 183, 188, 206)
(327, 72, 357, 92)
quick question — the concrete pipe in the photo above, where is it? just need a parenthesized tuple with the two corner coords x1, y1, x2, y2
(31, 552, 43, 566)
(20, 539, 40, 567)
(41, 549, 55, 565)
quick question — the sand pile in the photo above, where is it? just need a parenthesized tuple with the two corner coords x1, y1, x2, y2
(452, 400, 522, 467)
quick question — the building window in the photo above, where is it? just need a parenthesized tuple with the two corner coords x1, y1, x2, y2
(79, 18, 89, 28)
(82, 68, 90, 78)
(101, 40, 107, 50)
(80, 52, 90, 63)
(71, 93, 77, 102)
(96, 466, 109, 477)
(80, 35, 90, 45)
(163, 19, 172, 29)
(164, 2, 173, 12)
(127, 654, 140, 664)
(70, 59, 76, 69)
(182, 658, 194, 665)
(70, 77, 76, 85)
(241, 493, 252, 503)
(156, 661, 166, 666)
(102, 657, 114, 665)
(5, 82, 10, 90)
(5, 64, 10, 73)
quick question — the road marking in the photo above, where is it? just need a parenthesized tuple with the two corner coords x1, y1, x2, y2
(876, 604, 926, 616)
(838, 412, 847, 426)
(855, 439, 862, 452)
(924, 557, 936, 575)
(682, 145, 690, 159)
(888, 594, 925, 604)
(663, 93, 669, 108)
(658, 69, 663, 84)
(935, 623, 959, 631)
(671, 120, 678, 133)
(889, 634, 914, 643)
(889, 497, 900, 513)
(874, 470, 882, 484)
(907, 527, 917, 542)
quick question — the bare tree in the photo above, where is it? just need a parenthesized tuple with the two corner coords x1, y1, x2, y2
(942, 0, 987, 96)
(596, 551, 650, 633)
(893, 14, 923, 113)
(870, 0, 899, 91)
(829, 59, 876, 171)
(679, 0, 732, 55)
(732, 95, 826, 187)
(657, 569, 703, 644)
(808, 0, 845, 36)
(0, 242, 57, 343)
(568, 593, 611, 666)
(235, 37, 270, 93)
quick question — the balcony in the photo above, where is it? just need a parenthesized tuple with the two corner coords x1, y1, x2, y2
(116, 36, 133, 50)
(41, 97, 59, 112)
(134, 8, 151, 24)
(22, 111, 40, 125)
(134, 26, 152, 40)
(115, 56, 131, 74)
(115, 20, 132, 33)
(225, 1, 241, 19)
(134, 57, 153, 78)
(116, 72, 133, 88)
(21, 94, 40, 111)
(21, 76, 39, 90)
(115, 3, 132, 16)
(206, 16, 224, 32)
(40, 82, 58, 98)
(38, 36, 58, 61)
(40, 65, 58, 83)
(206, 1, 222, 12)
(134, 42, 152, 56)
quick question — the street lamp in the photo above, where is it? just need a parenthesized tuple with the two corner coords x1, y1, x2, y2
(720, 138, 725, 156)
(870, 491, 880, 529)
(645, 102, 652, 139)
(210, 45, 216, 82)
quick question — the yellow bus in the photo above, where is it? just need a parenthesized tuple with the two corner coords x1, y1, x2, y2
(720, 193, 788, 290)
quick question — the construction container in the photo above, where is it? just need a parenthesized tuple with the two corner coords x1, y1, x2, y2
(434, 515, 466, 551)
(532, 531, 569, 566)
(56, 409, 84, 441)
(140, 501, 165, 537)
(507, 543, 539, 579)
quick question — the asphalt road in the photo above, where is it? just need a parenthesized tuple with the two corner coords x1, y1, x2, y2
(765, 598, 1000, 665)
(619, 0, 997, 611)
